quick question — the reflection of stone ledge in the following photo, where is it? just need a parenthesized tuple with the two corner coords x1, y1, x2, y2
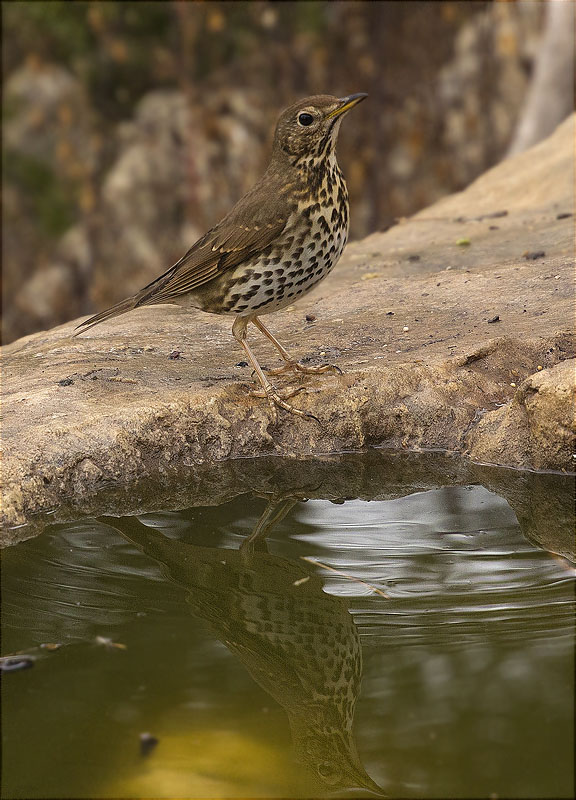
(2, 116, 574, 535)
(2, 451, 574, 565)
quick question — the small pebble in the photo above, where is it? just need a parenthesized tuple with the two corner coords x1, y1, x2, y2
(361, 272, 382, 280)
(456, 238, 471, 247)
(305, 314, 317, 322)
(386, 311, 395, 316)
(537, 365, 543, 371)
(139, 732, 159, 757)
(58, 378, 74, 386)
(402, 326, 409, 332)
(235, 361, 248, 368)
(510, 382, 517, 387)
(523, 250, 545, 260)
(556, 212, 572, 219)
(487, 315, 500, 324)
(169, 351, 182, 360)
(407, 254, 420, 262)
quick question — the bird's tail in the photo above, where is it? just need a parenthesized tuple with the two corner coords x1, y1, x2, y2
(74, 294, 141, 336)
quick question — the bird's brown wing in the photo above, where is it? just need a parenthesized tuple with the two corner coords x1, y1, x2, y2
(136, 191, 289, 306)
(75, 182, 290, 334)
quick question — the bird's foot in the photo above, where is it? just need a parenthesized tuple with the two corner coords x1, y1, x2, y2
(246, 384, 320, 423)
(266, 360, 343, 377)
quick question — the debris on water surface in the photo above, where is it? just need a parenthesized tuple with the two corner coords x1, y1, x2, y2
(95, 636, 127, 651)
(0, 656, 35, 672)
(301, 556, 390, 598)
(487, 316, 500, 324)
(139, 732, 159, 757)
(523, 250, 545, 260)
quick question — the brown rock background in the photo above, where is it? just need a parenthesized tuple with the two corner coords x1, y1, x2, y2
(3, 0, 567, 344)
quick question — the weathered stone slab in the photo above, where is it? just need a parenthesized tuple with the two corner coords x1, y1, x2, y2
(2, 116, 574, 534)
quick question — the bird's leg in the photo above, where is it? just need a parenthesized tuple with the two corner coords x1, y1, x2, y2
(252, 317, 343, 376)
(232, 317, 319, 422)
(240, 496, 299, 555)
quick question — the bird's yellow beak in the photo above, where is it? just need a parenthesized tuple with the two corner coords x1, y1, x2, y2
(326, 93, 368, 119)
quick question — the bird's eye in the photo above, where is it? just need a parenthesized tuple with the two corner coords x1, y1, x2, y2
(298, 112, 314, 127)
(317, 761, 341, 784)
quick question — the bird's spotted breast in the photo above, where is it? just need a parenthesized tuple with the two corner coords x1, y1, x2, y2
(211, 163, 349, 317)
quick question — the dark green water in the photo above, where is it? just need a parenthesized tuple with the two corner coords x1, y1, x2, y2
(2, 453, 574, 799)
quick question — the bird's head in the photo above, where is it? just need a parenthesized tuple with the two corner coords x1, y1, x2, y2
(292, 725, 386, 796)
(273, 93, 367, 162)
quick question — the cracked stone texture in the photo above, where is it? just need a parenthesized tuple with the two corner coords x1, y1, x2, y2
(2, 115, 574, 537)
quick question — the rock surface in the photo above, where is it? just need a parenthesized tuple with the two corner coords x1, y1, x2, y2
(2, 115, 574, 535)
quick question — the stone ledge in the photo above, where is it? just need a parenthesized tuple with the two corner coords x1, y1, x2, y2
(2, 116, 574, 535)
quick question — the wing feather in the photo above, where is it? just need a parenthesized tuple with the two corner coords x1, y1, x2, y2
(137, 197, 289, 307)
(76, 171, 291, 334)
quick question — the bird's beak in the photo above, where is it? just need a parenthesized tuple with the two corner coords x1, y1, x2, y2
(326, 93, 368, 119)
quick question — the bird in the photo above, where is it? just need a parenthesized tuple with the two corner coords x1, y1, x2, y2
(76, 93, 368, 421)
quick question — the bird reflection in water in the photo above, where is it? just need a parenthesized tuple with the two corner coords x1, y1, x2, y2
(119, 492, 384, 796)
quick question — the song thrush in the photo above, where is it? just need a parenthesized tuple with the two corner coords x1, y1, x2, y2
(76, 93, 368, 421)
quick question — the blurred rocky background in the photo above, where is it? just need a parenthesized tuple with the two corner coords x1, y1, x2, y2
(2, 0, 573, 343)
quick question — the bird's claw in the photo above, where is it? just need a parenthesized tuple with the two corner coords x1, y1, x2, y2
(266, 361, 343, 377)
(244, 384, 321, 424)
